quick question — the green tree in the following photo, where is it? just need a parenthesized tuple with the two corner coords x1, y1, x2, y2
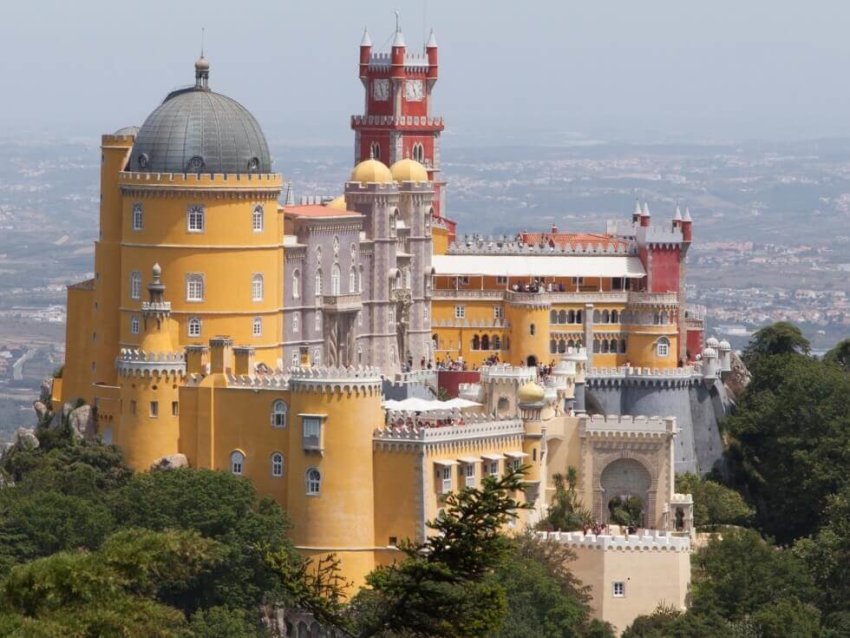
(539, 468, 592, 532)
(824, 338, 850, 371)
(352, 469, 530, 637)
(675, 473, 752, 529)
(742, 321, 810, 367)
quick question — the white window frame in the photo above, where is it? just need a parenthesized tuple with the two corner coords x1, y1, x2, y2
(132, 203, 143, 231)
(130, 316, 140, 335)
(130, 271, 142, 300)
(488, 460, 500, 476)
(187, 317, 202, 337)
(187, 205, 205, 232)
(440, 466, 453, 494)
(252, 274, 264, 302)
(455, 305, 466, 319)
(464, 463, 476, 488)
(271, 400, 287, 428)
(306, 467, 321, 495)
(613, 581, 626, 598)
(331, 263, 341, 295)
(315, 270, 323, 296)
(291, 351, 299, 368)
(302, 416, 323, 451)
(252, 317, 263, 337)
(657, 337, 670, 357)
(292, 270, 301, 299)
(186, 274, 204, 302)
(271, 452, 284, 477)
(252, 205, 264, 232)
(230, 451, 245, 475)
(349, 267, 357, 294)
(292, 314, 299, 333)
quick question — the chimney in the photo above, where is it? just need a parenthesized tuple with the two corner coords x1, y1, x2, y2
(209, 336, 234, 374)
(233, 346, 256, 376)
(185, 345, 209, 376)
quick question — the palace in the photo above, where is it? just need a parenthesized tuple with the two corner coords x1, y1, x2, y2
(52, 24, 736, 632)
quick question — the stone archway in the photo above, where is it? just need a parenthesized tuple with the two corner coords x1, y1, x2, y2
(598, 457, 652, 526)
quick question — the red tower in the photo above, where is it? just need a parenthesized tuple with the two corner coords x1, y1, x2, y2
(352, 25, 455, 237)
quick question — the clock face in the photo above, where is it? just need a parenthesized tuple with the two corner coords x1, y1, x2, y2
(404, 79, 424, 101)
(372, 79, 390, 101)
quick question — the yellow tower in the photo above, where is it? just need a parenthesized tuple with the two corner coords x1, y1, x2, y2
(506, 296, 552, 367)
(114, 264, 186, 470)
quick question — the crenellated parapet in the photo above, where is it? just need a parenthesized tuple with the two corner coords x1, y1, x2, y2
(536, 530, 690, 552)
(373, 416, 523, 444)
(588, 365, 701, 389)
(116, 349, 186, 377)
(118, 170, 282, 200)
(579, 414, 676, 438)
(448, 235, 638, 256)
(479, 364, 537, 384)
(224, 374, 289, 390)
(288, 365, 382, 394)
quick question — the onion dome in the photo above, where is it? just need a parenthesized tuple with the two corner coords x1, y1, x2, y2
(718, 339, 731, 350)
(702, 347, 717, 359)
(390, 158, 429, 183)
(705, 337, 720, 349)
(350, 158, 393, 184)
(326, 195, 347, 210)
(518, 381, 545, 404)
(130, 58, 272, 175)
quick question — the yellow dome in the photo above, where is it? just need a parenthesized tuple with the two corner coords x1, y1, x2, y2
(390, 158, 429, 183)
(350, 158, 393, 184)
(518, 381, 545, 404)
(326, 195, 347, 210)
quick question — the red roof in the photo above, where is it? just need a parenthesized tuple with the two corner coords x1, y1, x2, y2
(283, 205, 361, 219)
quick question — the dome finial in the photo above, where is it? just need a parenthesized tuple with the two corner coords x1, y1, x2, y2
(195, 28, 210, 90)
(392, 10, 406, 47)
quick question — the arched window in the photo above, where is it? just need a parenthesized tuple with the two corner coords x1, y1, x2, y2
(331, 263, 341, 295)
(653, 312, 661, 325)
(252, 317, 262, 336)
(412, 142, 425, 163)
(358, 266, 364, 292)
(188, 317, 202, 337)
(252, 205, 264, 232)
(602, 309, 610, 324)
(306, 468, 321, 495)
(390, 209, 399, 237)
(292, 314, 299, 333)
(129, 271, 142, 301)
(559, 310, 567, 324)
(292, 270, 300, 299)
(186, 274, 204, 302)
(472, 335, 480, 350)
(349, 267, 357, 293)
(611, 310, 619, 323)
(550, 339, 557, 354)
(315, 269, 322, 296)
(576, 310, 583, 324)
(566, 310, 574, 324)
(271, 453, 283, 477)
(271, 400, 287, 428)
(132, 203, 143, 231)
(187, 205, 205, 232)
(610, 339, 618, 353)
(601, 339, 610, 354)
(550, 310, 558, 324)
(252, 274, 264, 301)
(657, 337, 670, 357)
(230, 451, 245, 475)
(620, 338, 628, 354)
(593, 340, 601, 354)
(481, 335, 490, 350)
(403, 267, 411, 289)
(370, 142, 380, 160)
(492, 335, 501, 350)
(529, 323, 536, 336)
(567, 339, 576, 349)
(558, 340, 567, 354)
(593, 310, 601, 323)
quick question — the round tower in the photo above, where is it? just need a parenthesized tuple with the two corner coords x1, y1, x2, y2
(701, 347, 719, 381)
(115, 265, 186, 470)
(506, 295, 551, 368)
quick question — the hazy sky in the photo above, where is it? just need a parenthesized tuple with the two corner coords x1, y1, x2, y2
(3, 0, 850, 144)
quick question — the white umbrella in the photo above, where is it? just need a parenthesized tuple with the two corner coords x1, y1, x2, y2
(441, 398, 482, 409)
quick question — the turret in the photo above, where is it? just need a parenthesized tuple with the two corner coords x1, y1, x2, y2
(681, 207, 693, 243)
(359, 28, 372, 80)
(391, 23, 406, 79)
(717, 339, 732, 373)
(426, 29, 438, 81)
(701, 346, 718, 381)
(673, 205, 683, 231)
(632, 199, 642, 224)
(640, 201, 651, 228)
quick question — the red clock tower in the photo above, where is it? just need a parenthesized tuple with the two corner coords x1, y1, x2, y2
(352, 24, 455, 238)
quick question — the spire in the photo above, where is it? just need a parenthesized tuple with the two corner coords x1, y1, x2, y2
(194, 51, 210, 90)
(147, 263, 166, 305)
(683, 207, 693, 222)
(360, 26, 372, 47)
(642, 201, 651, 217)
(426, 28, 438, 48)
(674, 204, 682, 221)
(392, 11, 406, 47)
(634, 199, 641, 216)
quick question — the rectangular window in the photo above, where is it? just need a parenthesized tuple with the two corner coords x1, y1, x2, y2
(454, 305, 465, 319)
(186, 275, 204, 302)
(613, 582, 625, 598)
(441, 466, 453, 494)
(187, 206, 205, 232)
(612, 277, 623, 290)
(464, 463, 476, 488)
(171, 401, 179, 416)
(302, 416, 322, 450)
(149, 401, 159, 418)
(130, 316, 140, 335)
(494, 306, 503, 320)
(132, 204, 143, 231)
(291, 352, 299, 368)
(459, 276, 470, 286)
(497, 276, 508, 285)
(488, 460, 500, 476)
(130, 271, 142, 300)
(252, 317, 263, 336)
(129, 400, 136, 415)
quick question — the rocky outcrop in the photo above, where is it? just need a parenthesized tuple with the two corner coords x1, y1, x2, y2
(151, 454, 188, 471)
(723, 352, 751, 404)
(68, 405, 97, 441)
(32, 400, 49, 423)
(39, 378, 53, 405)
(14, 427, 39, 449)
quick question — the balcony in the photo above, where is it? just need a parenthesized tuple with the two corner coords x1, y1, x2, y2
(322, 292, 362, 313)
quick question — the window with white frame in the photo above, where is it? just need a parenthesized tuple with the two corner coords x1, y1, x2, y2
(613, 581, 625, 598)
(252, 205, 264, 232)
(464, 463, 476, 488)
(188, 317, 202, 337)
(230, 451, 245, 475)
(130, 271, 142, 300)
(132, 203, 143, 231)
(302, 416, 322, 450)
(488, 460, 500, 476)
(186, 274, 204, 302)
(440, 465, 453, 494)
(292, 270, 300, 299)
(292, 314, 299, 333)
(291, 351, 299, 368)
(252, 317, 262, 336)
(312, 347, 321, 366)
(271, 400, 287, 428)
(271, 452, 284, 477)
(331, 263, 341, 295)
(657, 337, 670, 357)
(315, 270, 322, 296)
(358, 266, 363, 292)
(306, 467, 321, 495)
(455, 305, 465, 319)
(349, 267, 356, 293)
(251, 274, 264, 302)
(187, 205, 205, 232)
(130, 316, 140, 335)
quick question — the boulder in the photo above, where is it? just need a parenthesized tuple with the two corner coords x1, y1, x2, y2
(68, 405, 96, 441)
(151, 454, 188, 471)
(32, 400, 49, 422)
(39, 377, 53, 404)
(724, 351, 752, 402)
(14, 428, 39, 449)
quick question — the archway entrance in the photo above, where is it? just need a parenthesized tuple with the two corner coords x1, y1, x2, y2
(526, 355, 538, 367)
(600, 458, 651, 527)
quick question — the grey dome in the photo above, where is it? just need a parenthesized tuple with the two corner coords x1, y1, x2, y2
(131, 62, 271, 175)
